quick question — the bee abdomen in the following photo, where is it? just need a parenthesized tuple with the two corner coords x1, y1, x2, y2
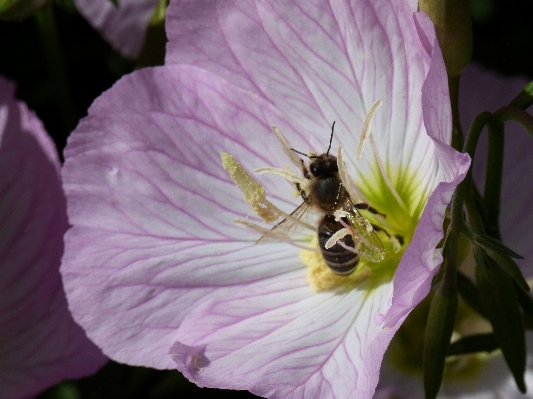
(318, 218, 359, 276)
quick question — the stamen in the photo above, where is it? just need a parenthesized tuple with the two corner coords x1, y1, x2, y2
(334, 209, 378, 251)
(389, 235, 402, 253)
(236, 218, 319, 252)
(324, 228, 349, 249)
(324, 227, 358, 254)
(353, 99, 410, 216)
(221, 152, 278, 223)
(271, 126, 302, 169)
(337, 146, 366, 203)
(337, 239, 358, 253)
(333, 209, 350, 224)
(222, 152, 315, 231)
(254, 167, 308, 187)
(357, 99, 382, 159)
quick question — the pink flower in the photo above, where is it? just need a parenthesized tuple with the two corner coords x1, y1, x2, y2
(61, 1, 469, 398)
(0, 76, 107, 399)
(377, 64, 533, 398)
(74, 0, 159, 59)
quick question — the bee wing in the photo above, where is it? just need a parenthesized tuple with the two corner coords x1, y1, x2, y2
(343, 200, 385, 263)
(256, 200, 315, 244)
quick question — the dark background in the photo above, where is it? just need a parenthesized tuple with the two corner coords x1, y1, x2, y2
(1, 0, 531, 398)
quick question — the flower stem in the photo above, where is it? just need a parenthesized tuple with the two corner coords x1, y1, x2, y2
(494, 106, 533, 137)
(509, 80, 533, 110)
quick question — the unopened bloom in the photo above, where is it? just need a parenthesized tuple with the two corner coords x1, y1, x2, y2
(378, 64, 533, 398)
(61, 0, 469, 398)
(0, 76, 107, 399)
(74, 0, 160, 59)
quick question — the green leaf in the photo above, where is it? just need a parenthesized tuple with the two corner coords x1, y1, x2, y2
(510, 80, 533, 110)
(476, 255, 527, 393)
(485, 248, 530, 292)
(108, 0, 118, 7)
(472, 233, 524, 259)
(447, 333, 499, 356)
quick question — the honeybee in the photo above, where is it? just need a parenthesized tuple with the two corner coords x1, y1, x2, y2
(260, 122, 387, 275)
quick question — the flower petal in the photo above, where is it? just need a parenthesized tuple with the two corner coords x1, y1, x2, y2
(74, 0, 159, 59)
(378, 64, 533, 399)
(0, 77, 106, 398)
(171, 277, 398, 399)
(63, 2, 470, 397)
(378, 18, 471, 327)
(61, 64, 327, 369)
(166, 0, 437, 174)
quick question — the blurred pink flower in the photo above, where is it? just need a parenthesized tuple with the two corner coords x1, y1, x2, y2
(0, 76, 107, 399)
(61, 1, 469, 398)
(377, 64, 533, 398)
(74, 0, 159, 59)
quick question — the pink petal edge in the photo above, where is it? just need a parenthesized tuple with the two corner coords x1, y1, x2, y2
(378, 13, 471, 328)
(0, 76, 106, 399)
(74, 0, 158, 59)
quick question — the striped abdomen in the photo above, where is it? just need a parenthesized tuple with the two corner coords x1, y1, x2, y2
(317, 215, 359, 275)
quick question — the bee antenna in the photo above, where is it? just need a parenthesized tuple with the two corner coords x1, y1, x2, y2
(290, 148, 308, 158)
(326, 121, 336, 156)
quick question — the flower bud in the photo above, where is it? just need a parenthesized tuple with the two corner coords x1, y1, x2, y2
(419, 0, 473, 76)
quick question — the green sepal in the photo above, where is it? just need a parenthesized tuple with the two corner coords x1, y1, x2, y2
(472, 233, 524, 259)
(515, 286, 533, 321)
(423, 232, 458, 399)
(510, 81, 533, 110)
(447, 333, 499, 357)
(418, 0, 472, 76)
(108, 0, 118, 6)
(485, 248, 530, 292)
(476, 256, 527, 393)
(423, 281, 458, 399)
(523, 311, 533, 331)
(456, 271, 486, 318)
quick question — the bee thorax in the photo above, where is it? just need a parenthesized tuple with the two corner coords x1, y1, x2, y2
(312, 175, 345, 212)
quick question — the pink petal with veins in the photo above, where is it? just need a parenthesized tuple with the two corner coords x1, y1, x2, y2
(0, 76, 106, 399)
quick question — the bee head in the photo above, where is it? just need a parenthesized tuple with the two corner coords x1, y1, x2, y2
(309, 153, 338, 177)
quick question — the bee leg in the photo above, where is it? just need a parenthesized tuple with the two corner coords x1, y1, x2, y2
(295, 182, 308, 201)
(371, 224, 404, 246)
(354, 203, 386, 218)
